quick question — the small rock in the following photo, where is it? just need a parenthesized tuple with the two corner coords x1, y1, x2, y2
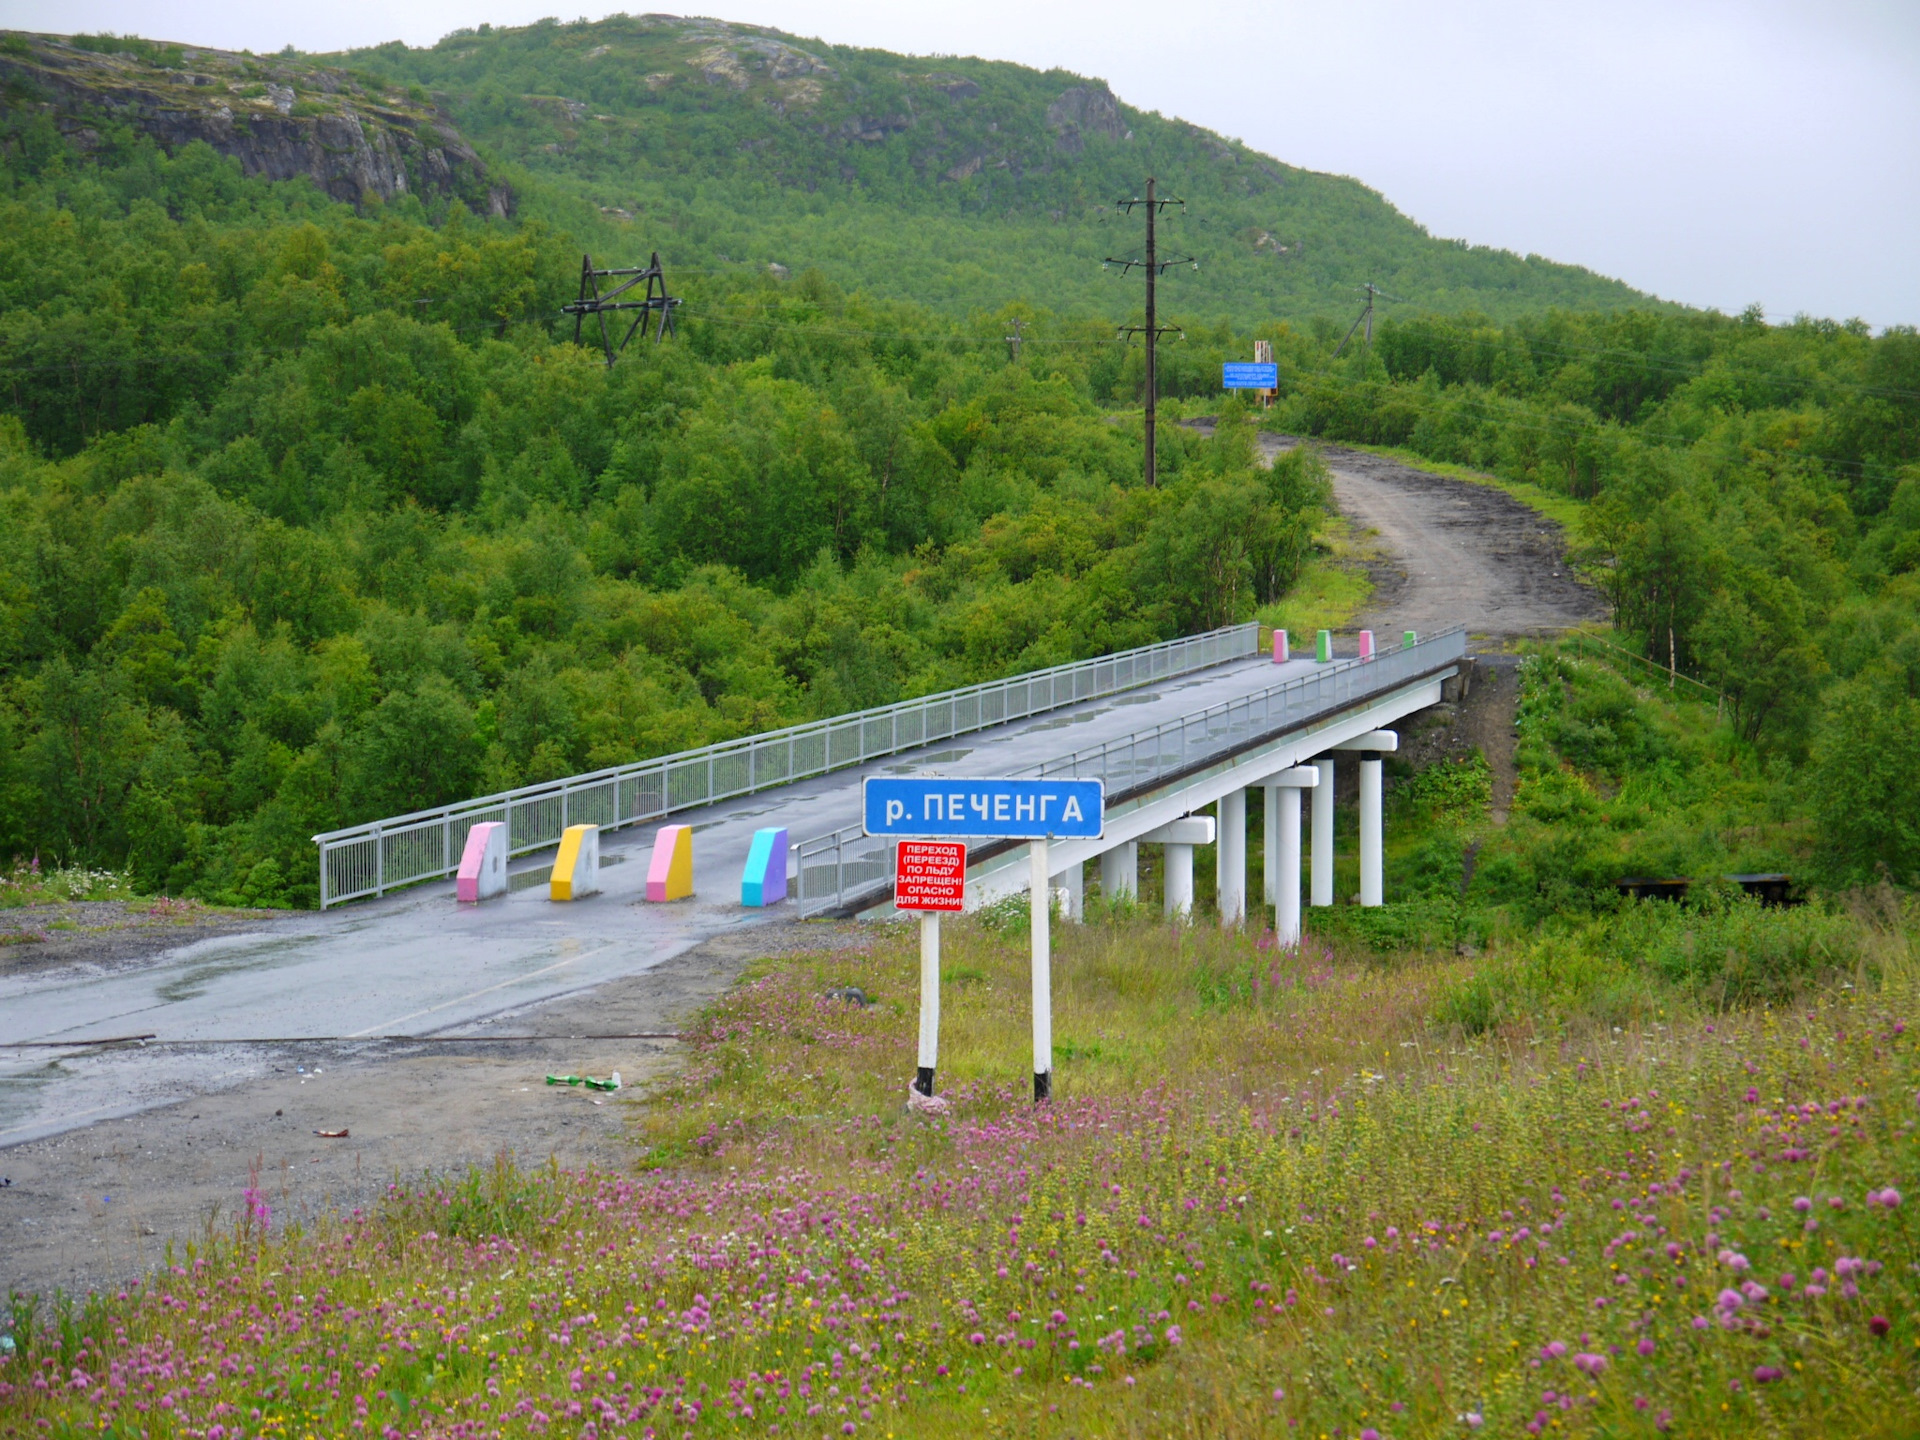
(825, 986, 871, 1008)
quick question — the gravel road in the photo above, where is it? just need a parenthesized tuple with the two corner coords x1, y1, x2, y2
(1266, 436, 1607, 638)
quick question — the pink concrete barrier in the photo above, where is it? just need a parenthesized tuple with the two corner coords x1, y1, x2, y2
(457, 821, 507, 903)
(1272, 629, 1289, 664)
(1358, 629, 1375, 662)
(647, 824, 694, 902)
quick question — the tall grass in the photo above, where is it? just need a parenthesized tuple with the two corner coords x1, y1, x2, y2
(5, 909, 1915, 1438)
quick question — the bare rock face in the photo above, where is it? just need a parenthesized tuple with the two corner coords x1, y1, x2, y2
(1046, 83, 1127, 153)
(0, 34, 508, 213)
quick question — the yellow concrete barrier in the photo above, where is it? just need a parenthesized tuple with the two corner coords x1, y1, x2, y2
(550, 823, 600, 901)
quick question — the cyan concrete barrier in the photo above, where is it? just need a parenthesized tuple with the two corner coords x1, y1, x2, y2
(647, 824, 693, 902)
(741, 826, 789, 907)
(550, 824, 600, 901)
(456, 821, 507, 903)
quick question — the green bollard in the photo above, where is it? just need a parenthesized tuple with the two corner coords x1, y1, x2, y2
(1404, 630, 1418, 649)
(1316, 629, 1332, 663)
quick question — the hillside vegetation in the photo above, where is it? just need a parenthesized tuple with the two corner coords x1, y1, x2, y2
(0, 128, 1331, 906)
(342, 15, 1655, 324)
(1262, 306, 1920, 886)
(5, 18, 1652, 325)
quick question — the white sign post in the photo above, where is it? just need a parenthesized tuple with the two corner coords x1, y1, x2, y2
(894, 840, 966, 1101)
(1030, 836, 1052, 1101)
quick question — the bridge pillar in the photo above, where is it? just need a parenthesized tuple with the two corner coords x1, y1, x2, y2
(1216, 788, 1246, 927)
(1359, 751, 1384, 906)
(1334, 731, 1398, 909)
(1310, 757, 1336, 906)
(1053, 860, 1084, 922)
(1140, 816, 1212, 921)
(1100, 842, 1137, 902)
(1260, 767, 1318, 944)
(1164, 844, 1195, 919)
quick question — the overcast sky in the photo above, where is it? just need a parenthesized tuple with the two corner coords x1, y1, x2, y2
(8, 0, 1916, 327)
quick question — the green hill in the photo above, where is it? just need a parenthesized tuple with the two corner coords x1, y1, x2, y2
(336, 14, 1653, 324)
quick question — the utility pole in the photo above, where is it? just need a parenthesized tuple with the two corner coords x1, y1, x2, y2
(1106, 177, 1194, 487)
(1004, 316, 1028, 363)
(1332, 281, 1396, 360)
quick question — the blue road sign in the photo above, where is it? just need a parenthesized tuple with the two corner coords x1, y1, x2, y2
(1223, 362, 1278, 389)
(863, 777, 1104, 839)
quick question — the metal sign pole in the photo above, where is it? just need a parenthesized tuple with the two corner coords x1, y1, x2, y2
(916, 911, 941, 1097)
(1030, 837, 1052, 1102)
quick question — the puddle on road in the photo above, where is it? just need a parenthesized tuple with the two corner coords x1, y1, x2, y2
(1020, 711, 1103, 734)
(0, 1058, 66, 1137)
(151, 934, 326, 1005)
(882, 748, 974, 774)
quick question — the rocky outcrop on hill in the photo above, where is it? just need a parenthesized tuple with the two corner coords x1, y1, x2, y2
(1046, 83, 1129, 152)
(0, 33, 509, 213)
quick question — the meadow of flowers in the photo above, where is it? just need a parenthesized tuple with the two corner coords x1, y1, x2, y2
(4, 899, 1915, 1439)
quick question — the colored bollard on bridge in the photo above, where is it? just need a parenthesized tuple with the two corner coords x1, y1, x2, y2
(1316, 629, 1332, 663)
(648, 824, 694, 902)
(1272, 628, 1289, 663)
(741, 827, 789, 907)
(550, 824, 600, 901)
(456, 821, 507, 903)
(1358, 629, 1375, 661)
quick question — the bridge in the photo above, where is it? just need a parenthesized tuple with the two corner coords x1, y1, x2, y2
(0, 623, 1465, 1145)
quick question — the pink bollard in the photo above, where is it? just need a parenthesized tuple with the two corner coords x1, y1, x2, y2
(647, 824, 694, 902)
(1272, 629, 1289, 664)
(1358, 629, 1375, 662)
(456, 821, 506, 903)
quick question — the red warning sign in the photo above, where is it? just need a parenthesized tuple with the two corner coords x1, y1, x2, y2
(894, 840, 967, 912)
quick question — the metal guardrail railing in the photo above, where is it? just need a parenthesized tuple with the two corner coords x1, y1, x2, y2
(794, 628, 1469, 916)
(313, 623, 1259, 907)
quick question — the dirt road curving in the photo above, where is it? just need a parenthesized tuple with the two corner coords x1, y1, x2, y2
(1184, 418, 1606, 638)
(1265, 436, 1606, 638)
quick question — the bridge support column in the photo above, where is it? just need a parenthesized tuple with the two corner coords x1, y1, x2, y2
(1138, 817, 1212, 922)
(1260, 766, 1317, 945)
(1277, 783, 1303, 942)
(1359, 751, 1384, 907)
(1164, 844, 1194, 920)
(1263, 783, 1280, 906)
(1053, 860, 1084, 922)
(1333, 730, 1398, 909)
(1100, 842, 1137, 902)
(1310, 757, 1335, 906)
(1216, 788, 1246, 927)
